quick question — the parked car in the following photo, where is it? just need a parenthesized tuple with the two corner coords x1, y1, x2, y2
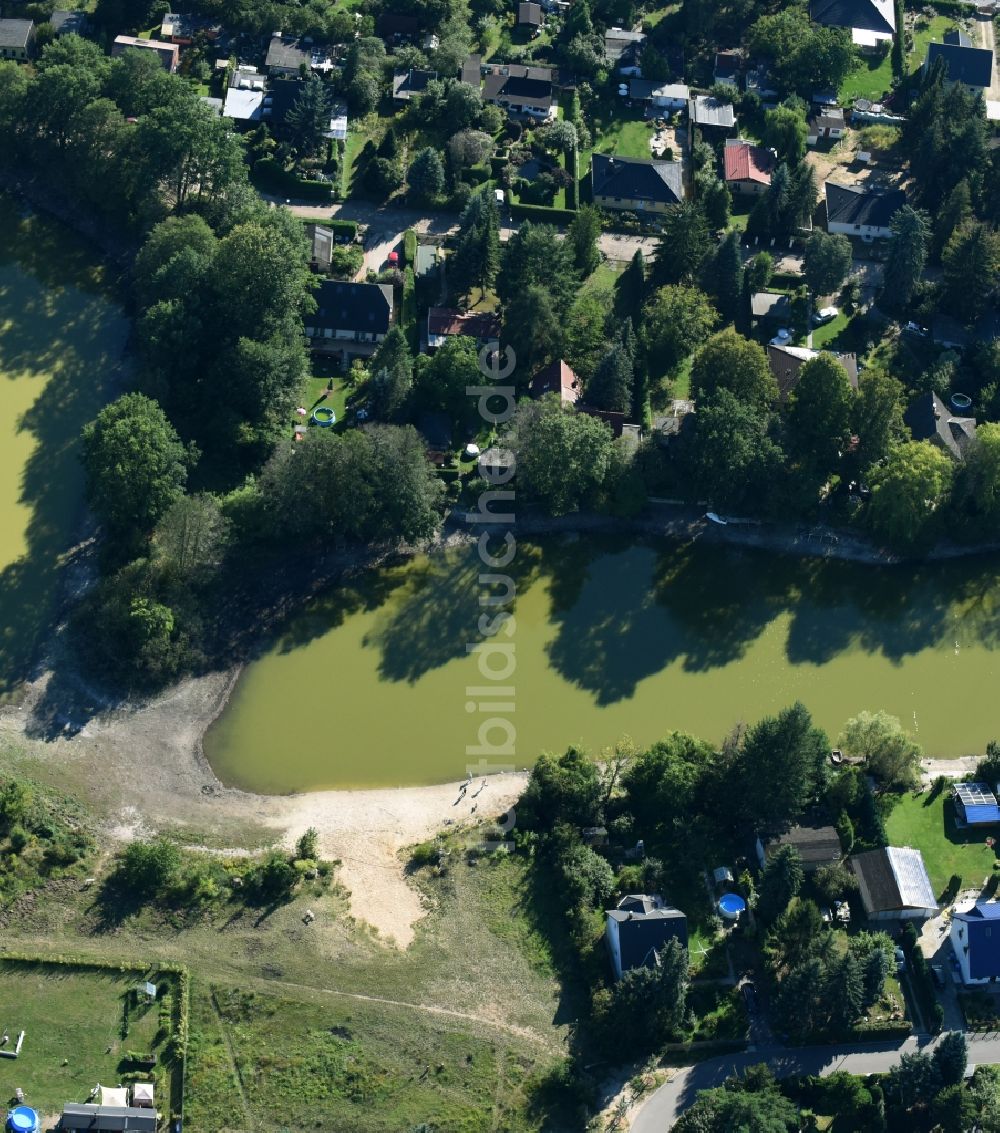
(905, 321, 929, 337)
(813, 306, 839, 324)
(742, 981, 760, 1014)
(931, 963, 945, 988)
(894, 947, 906, 974)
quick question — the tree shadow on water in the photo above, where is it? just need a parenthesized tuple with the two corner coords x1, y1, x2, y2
(0, 236, 128, 707)
(545, 540, 797, 705)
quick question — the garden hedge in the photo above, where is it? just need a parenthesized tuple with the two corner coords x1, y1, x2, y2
(252, 159, 333, 202)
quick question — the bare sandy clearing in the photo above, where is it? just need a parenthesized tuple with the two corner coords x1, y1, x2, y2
(0, 668, 525, 948)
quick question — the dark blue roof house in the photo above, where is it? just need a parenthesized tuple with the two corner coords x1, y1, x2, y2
(605, 894, 687, 980)
(954, 783, 1000, 827)
(951, 903, 1000, 985)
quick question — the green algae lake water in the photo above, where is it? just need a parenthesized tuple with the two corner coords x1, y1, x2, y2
(0, 196, 127, 696)
(205, 534, 1000, 792)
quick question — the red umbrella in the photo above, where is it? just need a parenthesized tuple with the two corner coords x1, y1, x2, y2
(388, 250, 399, 264)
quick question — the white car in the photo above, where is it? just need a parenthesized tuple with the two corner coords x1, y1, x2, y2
(814, 306, 839, 324)
(769, 328, 792, 346)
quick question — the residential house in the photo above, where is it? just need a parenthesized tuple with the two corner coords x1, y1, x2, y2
(810, 0, 896, 50)
(767, 345, 858, 402)
(50, 10, 90, 36)
(628, 79, 689, 112)
(850, 846, 937, 921)
(426, 308, 501, 351)
(807, 106, 847, 144)
(0, 19, 34, 60)
(953, 783, 1000, 826)
(518, 2, 544, 33)
(933, 312, 1000, 349)
(265, 34, 310, 76)
(604, 28, 646, 76)
(723, 140, 774, 195)
(605, 895, 688, 981)
(304, 281, 393, 358)
(925, 35, 994, 94)
(591, 153, 683, 213)
(951, 902, 1000, 985)
(714, 50, 741, 88)
(530, 359, 581, 404)
(60, 1104, 157, 1132)
(688, 95, 737, 136)
(392, 68, 438, 102)
(160, 12, 220, 44)
(223, 68, 266, 122)
(482, 62, 556, 119)
(376, 13, 420, 43)
(751, 292, 793, 324)
(745, 63, 779, 100)
(577, 405, 642, 450)
(263, 78, 346, 140)
(904, 392, 976, 461)
(112, 35, 179, 73)
(825, 180, 905, 239)
(755, 823, 843, 873)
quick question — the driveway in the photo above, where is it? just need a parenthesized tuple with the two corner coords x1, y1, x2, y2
(629, 1033, 1000, 1131)
(976, 12, 1000, 102)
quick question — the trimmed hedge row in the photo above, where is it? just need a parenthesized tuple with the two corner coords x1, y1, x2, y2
(509, 202, 577, 224)
(403, 228, 418, 266)
(252, 159, 333, 202)
(330, 219, 358, 241)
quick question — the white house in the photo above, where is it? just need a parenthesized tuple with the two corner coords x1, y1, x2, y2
(825, 181, 905, 240)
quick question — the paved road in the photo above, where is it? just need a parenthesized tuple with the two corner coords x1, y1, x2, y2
(630, 1033, 1000, 1131)
(264, 192, 656, 262)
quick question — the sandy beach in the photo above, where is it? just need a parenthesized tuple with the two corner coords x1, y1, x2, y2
(0, 668, 527, 948)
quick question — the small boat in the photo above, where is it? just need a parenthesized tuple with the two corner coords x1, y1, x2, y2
(705, 511, 728, 525)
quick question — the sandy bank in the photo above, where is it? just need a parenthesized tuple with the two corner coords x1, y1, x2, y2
(0, 669, 525, 949)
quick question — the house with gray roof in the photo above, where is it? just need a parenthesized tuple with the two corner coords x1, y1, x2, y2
(50, 10, 90, 36)
(756, 823, 843, 872)
(605, 894, 688, 980)
(850, 846, 937, 921)
(265, 34, 310, 76)
(0, 19, 35, 60)
(304, 281, 394, 358)
(904, 392, 976, 460)
(825, 180, 905, 239)
(810, 0, 896, 49)
(591, 153, 683, 213)
(688, 95, 736, 136)
(392, 68, 438, 101)
(924, 37, 994, 93)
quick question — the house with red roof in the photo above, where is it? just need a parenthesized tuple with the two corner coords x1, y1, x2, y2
(723, 140, 774, 196)
(529, 359, 580, 405)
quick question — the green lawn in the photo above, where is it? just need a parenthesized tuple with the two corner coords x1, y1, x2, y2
(908, 15, 956, 76)
(0, 962, 175, 1122)
(590, 112, 657, 161)
(840, 49, 895, 103)
(885, 789, 999, 897)
(303, 373, 349, 425)
(811, 310, 852, 349)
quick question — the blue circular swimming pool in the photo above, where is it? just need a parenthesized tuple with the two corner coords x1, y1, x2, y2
(718, 893, 747, 919)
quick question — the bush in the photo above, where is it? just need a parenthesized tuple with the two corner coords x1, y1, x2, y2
(508, 202, 577, 224)
(403, 228, 417, 266)
(117, 839, 182, 897)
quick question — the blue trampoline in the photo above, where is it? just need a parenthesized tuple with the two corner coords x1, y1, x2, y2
(7, 1106, 39, 1133)
(718, 893, 746, 920)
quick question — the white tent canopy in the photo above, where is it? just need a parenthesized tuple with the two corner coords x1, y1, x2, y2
(99, 1086, 129, 1108)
